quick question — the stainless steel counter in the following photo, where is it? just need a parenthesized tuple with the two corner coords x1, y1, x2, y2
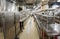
(33, 14, 60, 36)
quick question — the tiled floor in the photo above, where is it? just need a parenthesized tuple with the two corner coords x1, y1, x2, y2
(18, 16, 39, 39)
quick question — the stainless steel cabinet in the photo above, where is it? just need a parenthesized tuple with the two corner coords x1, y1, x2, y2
(0, 12, 20, 39)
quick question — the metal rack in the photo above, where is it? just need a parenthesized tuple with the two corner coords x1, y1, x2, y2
(33, 8, 60, 39)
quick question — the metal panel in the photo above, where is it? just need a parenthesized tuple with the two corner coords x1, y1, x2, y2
(0, 13, 4, 39)
(0, 12, 16, 39)
(15, 12, 20, 35)
(4, 13, 14, 31)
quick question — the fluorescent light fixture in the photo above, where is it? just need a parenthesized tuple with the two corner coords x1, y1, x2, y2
(57, 0, 60, 2)
(52, 5, 59, 9)
(11, 6, 15, 11)
(42, 0, 44, 1)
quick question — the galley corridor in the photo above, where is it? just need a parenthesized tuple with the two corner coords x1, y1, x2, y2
(18, 16, 39, 39)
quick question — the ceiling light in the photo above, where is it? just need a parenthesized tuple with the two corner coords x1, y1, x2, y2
(57, 0, 60, 2)
(42, 0, 44, 1)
